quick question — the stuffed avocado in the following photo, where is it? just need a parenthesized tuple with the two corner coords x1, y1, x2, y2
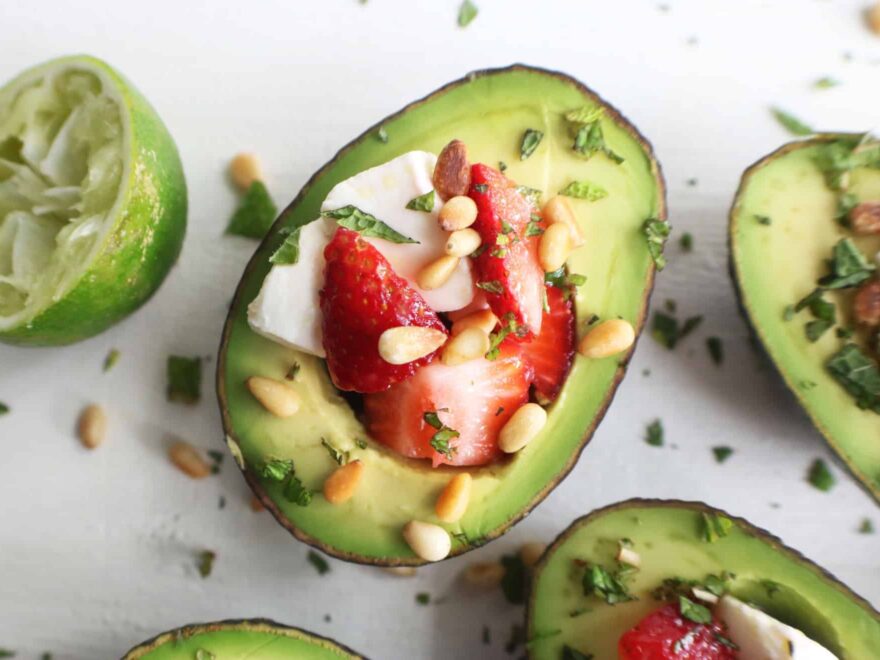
(218, 65, 666, 564)
(121, 619, 364, 659)
(730, 134, 880, 502)
(527, 499, 880, 659)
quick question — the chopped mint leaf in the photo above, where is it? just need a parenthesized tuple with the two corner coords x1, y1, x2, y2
(701, 512, 733, 543)
(814, 76, 840, 90)
(0, 402, 8, 416)
(0, 650, 14, 658)
(415, 592, 431, 605)
(197, 550, 216, 578)
(457, 0, 478, 27)
(813, 137, 880, 191)
(544, 267, 586, 300)
(283, 474, 313, 506)
(651, 312, 702, 349)
(755, 214, 772, 226)
(261, 458, 294, 481)
(645, 419, 664, 447)
(520, 129, 544, 160)
(559, 180, 608, 201)
(498, 161, 507, 172)
(430, 428, 460, 458)
(103, 348, 120, 372)
(582, 564, 636, 605)
(819, 238, 874, 289)
(486, 314, 520, 360)
(515, 185, 543, 205)
(376, 126, 388, 143)
(321, 438, 349, 465)
(207, 450, 224, 475)
(423, 411, 443, 429)
(167, 356, 202, 405)
(770, 107, 813, 136)
(706, 336, 723, 365)
(355, 438, 368, 450)
(826, 343, 880, 413)
(565, 106, 604, 125)
(859, 518, 874, 534)
(643, 218, 670, 270)
(525, 219, 544, 237)
(323, 205, 418, 244)
(807, 458, 835, 492)
(712, 446, 734, 463)
(805, 319, 834, 342)
(406, 189, 435, 212)
(474, 183, 488, 193)
(500, 553, 527, 604)
(308, 550, 330, 574)
(476, 280, 504, 294)
(686, 178, 698, 187)
(285, 362, 300, 381)
(567, 108, 624, 164)
(227, 180, 277, 239)
(680, 232, 693, 252)
(679, 596, 712, 624)
(269, 225, 303, 265)
(762, 579, 781, 597)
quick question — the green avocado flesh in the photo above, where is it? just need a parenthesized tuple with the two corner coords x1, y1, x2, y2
(528, 500, 880, 659)
(731, 136, 880, 500)
(219, 66, 665, 563)
(123, 620, 362, 659)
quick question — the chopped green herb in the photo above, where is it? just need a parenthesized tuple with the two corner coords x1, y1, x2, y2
(376, 126, 388, 143)
(805, 319, 834, 342)
(355, 438, 368, 450)
(770, 107, 813, 136)
(783, 305, 795, 321)
(103, 348, 120, 372)
(41, 654, 52, 660)
(167, 356, 202, 404)
(582, 563, 636, 605)
(406, 190, 435, 212)
(323, 205, 418, 244)
(858, 518, 874, 534)
(645, 419, 664, 447)
(482, 626, 491, 645)
(826, 343, 880, 413)
(755, 214, 772, 226)
(712, 446, 734, 463)
(476, 280, 504, 294)
(813, 137, 880, 191)
(285, 362, 301, 381)
(457, 0, 478, 27)
(836, 327, 854, 340)
(762, 579, 781, 598)
(643, 218, 670, 270)
(799, 380, 818, 391)
(566, 107, 624, 164)
(424, 410, 459, 458)
(814, 76, 840, 90)
(559, 180, 608, 201)
(261, 457, 294, 481)
(486, 314, 520, 360)
(500, 553, 527, 604)
(706, 336, 723, 365)
(515, 185, 543, 205)
(525, 219, 545, 237)
(0, 402, 8, 416)
(819, 238, 874, 289)
(218, 495, 226, 509)
(195, 650, 215, 660)
(321, 438, 349, 465)
(207, 450, 224, 475)
(283, 474, 313, 506)
(686, 178, 698, 187)
(269, 225, 303, 265)
(498, 161, 507, 172)
(807, 458, 835, 492)
(520, 129, 544, 160)
(308, 550, 330, 575)
(0, 651, 14, 658)
(561, 646, 593, 660)
(651, 312, 702, 349)
(679, 596, 712, 624)
(197, 550, 216, 578)
(473, 183, 488, 193)
(544, 267, 587, 300)
(227, 180, 277, 239)
(680, 232, 693, 252)
(415, 592, 431, 605)
(701, 512, 733, 543)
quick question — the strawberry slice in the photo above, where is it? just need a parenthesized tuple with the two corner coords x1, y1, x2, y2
(320, 227, 447, 393)
(519, 286, 575, 403)
(468, 164, 546, 338)
(619, 604, 737, 660)
(363, 345, 532, 466)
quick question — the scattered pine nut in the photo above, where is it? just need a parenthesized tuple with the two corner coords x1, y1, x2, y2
(616, 546, 641, 568)
(169, 441, 211, 479)
(435, 473, 472, 522)
(452, 309, 499, 336)
(249, 495, 265, 512)
(519, 542, 547, 568)
(402, 520, 451, 562)
(384, 566, 418, 577)
(543, 196, 585, 247)
(692, 587, 719, 604)
(417, 255, 460, 290)
(499, 403, 547, 453)
(463, 561, 505, 589)
(441, 327, 490, 366)
(229, 152, 263, 191)
(438, 196, 478, 231)
(77, 404, 107, 449)
(378, 326, 447, 365)
(869, 2, 880, 35)
(246, 376, 300, 417)
(578, 319, 635, 358)
(445, 228, 482, 257)
(323, 460, 364, 505)
(538, 221, 572, 272)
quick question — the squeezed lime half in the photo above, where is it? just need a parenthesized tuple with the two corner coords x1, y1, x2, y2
(0, 55, 187, 345)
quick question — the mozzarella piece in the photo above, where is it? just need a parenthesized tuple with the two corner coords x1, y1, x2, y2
(716, 595, 838, 660)
(247, 218, 327, 357)
(321, 150, 474, 312)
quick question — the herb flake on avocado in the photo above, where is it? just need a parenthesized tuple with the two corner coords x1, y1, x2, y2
(561, 646, 593, 660)
(406, 190, 435, 212)
(679, 596, 712, 624)
(167, 356, 202, 404)
(260, 457, 312, 505)
(807, 458, 835, 492)
(559, 180, 608, 201)
(520, 129, 544, 160)
(565, 107, 624, 164)
(284, 475, 313, 506)
(712, 446, 733, 463)
(826, 343, 880, 413)
(322, 438, 349, 465)
(701, 512, 733, 543)
(307, 550, 330, 574)
(323, 205, 418, 244)
(770, 107, 813, 136)
(755, 214, 772, 226)
(227, 180, 278, 239)
(270, 225, 303, 265)
(544, 267, 586, 300)
(457, 0, 478, 27)
(582, 564, 636, 605)
(103, 348, 120, 372)
(376, 126, 388, 143)
(645, 420, 664, 447)
(261, 457, 295, 481)
(819, 238, 874, 289)
(643, 218, 670, 270)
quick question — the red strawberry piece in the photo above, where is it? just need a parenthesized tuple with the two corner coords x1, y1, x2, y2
(320, 226, 447, 393)
(619, 604, 737, 660)
(519, 286, 575, 403)
(363, 344, 532, 466)
(468, 164, 546, 338)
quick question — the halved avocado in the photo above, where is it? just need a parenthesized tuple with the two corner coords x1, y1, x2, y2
(121, 619, 365, 659)
(527, 499, 880, 659)
(217, 64, 666, 564)
(730, 135, 880, 502)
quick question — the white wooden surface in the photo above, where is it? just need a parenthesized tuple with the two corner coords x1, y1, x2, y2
(1, 1, 878, 658)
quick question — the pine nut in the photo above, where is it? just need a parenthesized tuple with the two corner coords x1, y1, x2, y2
(463, 561, 505, 589)
(543, 196, 585, 247)
(692, 587, 719, 604)
(519, 542, 547, 568)
(617, 546, 641, 567)
(438, 196, 478, 231)
(579, 319, 635, 358)
(869, 2, 880, 34)
(445, 228, 482, 257)
(435, 473, 472, 522)
(246, 376, 300, 417)
(402, 520, 451, 562)
(452, 309, 499, 336)
(384, 566, 417, 577)
(77, 404, 107, 449)
(229, 152, 263, 191)
(539, 221, 572, 272)
(378, 326, 447, 365)
(169, 441, 211, 479)
(323, 460, 364, 505)
(499, 403, 547, 453)
(442, 327, 490, 366)
(417, 255, 460, 290)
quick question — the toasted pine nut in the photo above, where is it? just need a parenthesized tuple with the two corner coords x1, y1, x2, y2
(692, 587, 719, 604)
(169, 441, 211, 479)
(77, 404, 107, 449)
(246, 376, 300, 417)
(499, 403, 547, 453)
(384, 566, 417, 577)
(579, 319, 635, 358)
(442, 327, 490, 366)
(438, 196, 478, 231)
(323, 460, 364, 505)
(229, 152, 263, 191)
(452, 309, 499, 336)
(249, 495, 265, 512)
(869, 2, 880, 34)
(445, 228, 482, 257)
(402, 520, 451, 562)
(543, 196, 585, 247)
(435, 473, 472, 522)
(378, 326, 447, 365)
(417, 255, 460, 290)
(539, 222, 572, 272)
(463, 561, 505, 589)
(617, 546, 641, 567)
(519, 542, 547, 568)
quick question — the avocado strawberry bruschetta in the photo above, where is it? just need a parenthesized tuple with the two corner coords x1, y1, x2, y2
(218, 65, 666, 564)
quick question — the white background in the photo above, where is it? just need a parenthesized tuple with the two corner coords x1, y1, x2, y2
(1, 1, 879, 658)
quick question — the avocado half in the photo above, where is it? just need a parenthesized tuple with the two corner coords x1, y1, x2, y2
(217, 64, 666, 564)
(527, 499, 880, 659)
(730, 135, 880, 502)
(121, 619, 365, 659)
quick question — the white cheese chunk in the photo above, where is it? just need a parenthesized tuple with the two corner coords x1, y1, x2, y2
(716, 595, 838, 660)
